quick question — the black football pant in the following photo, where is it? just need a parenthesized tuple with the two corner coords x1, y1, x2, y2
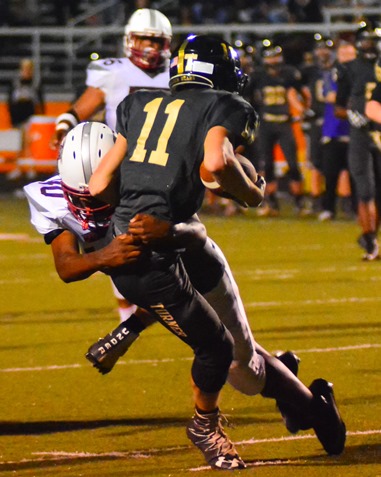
(321, 139, 350, 215)
(111, 255, 234, 394)
(258, 121, 302, 182)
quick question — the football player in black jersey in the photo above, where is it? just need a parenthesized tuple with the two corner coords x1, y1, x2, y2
(335, 23, 381, 260)
(89, 34, 264, 470)
(244, 41, 309, 216)
(365, 54, 381, 181)
(89, 35, 345, 469)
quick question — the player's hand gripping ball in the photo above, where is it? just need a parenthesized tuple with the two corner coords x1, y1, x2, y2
(199, 154, 257, 199)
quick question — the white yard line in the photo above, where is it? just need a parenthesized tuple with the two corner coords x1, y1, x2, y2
(0, 429, 379, 469)
(0, 343, 380, 373)
(0, 233, 40, 242)
(0, 233, 30, 241)
(246, 296, 381, 308)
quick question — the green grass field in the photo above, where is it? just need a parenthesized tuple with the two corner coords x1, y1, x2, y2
(1, 194, 380, 476)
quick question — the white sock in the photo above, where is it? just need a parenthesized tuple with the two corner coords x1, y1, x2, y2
(118, 304, 138, 323)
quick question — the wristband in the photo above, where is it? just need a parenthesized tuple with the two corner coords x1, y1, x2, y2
(55, 122, 71, 132)
(55, 111, 79, 130)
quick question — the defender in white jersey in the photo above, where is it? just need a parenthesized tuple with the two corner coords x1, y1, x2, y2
(50, 8, 172, 321)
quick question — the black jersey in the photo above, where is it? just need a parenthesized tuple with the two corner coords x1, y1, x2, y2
(371, 81, 381, 102)
(301, 64, 326, 119)
(245, 65, 302, 121)
(336, 57, 377, 113)
(113, 88, 257, 230)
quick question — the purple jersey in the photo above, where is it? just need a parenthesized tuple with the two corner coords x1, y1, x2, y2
(322, 70, 349, 139)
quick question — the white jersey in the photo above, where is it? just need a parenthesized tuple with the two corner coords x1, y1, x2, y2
(23, 175, 107, 253)
(86, 57, 169, 130)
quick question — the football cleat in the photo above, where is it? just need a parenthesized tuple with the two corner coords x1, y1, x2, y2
(309, 378, 346, 455)
(275, 350, 300, 376)
(275, 351, 303, 433)
(318, 210, 334, 222)
(186, 408, 246, 470)
(257, 204, 280, 217)
(357, 233, 379, 261)
(85, 323, 139, 375)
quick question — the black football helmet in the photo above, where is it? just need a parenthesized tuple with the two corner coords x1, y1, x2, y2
(261, 42, 284, 74)
(313, 34, 334, 51)
(169, 35, 248, 95)
(313, 34, 335, 68)
(355, 23, 380, 62)
(261, 43, 283, 60)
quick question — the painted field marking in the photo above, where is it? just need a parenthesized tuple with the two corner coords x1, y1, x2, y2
(0, 233, 30, 241)
(0, 429, 379, 469)
(0, 233, 40, 242)
(0, 343, 380, 373)
(246, 296, 381, 308)
(190, 429, 381, 471)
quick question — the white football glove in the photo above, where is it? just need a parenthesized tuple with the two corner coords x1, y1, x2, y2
(347, 110, 369, 128)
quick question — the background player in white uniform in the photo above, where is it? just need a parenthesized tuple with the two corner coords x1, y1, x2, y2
(51, 8, 172, 137)
(25, 122, 345, 461)
(50, 8, 173, 322)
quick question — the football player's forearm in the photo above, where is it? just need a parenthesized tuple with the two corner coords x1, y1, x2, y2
(334, 105, 348, 120)
(213, 159, 264, 207)
(53, 251, 106, 283)
(89, 134, 126, 199)
(70, 86, 105, 121)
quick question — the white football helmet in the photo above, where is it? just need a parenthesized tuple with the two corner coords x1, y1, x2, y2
(58, 121, 116, 231)
(124, 8, 172, 70)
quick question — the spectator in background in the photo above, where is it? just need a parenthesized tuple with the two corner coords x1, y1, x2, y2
(7, 59, 44, 129)
(287, 0, 323, 23)
(53, 0, 81, 25)
(0, 0, 10, 26)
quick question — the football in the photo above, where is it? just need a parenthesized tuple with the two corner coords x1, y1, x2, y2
(235, 154, 258, 183)
(199, 155, 257, 198)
